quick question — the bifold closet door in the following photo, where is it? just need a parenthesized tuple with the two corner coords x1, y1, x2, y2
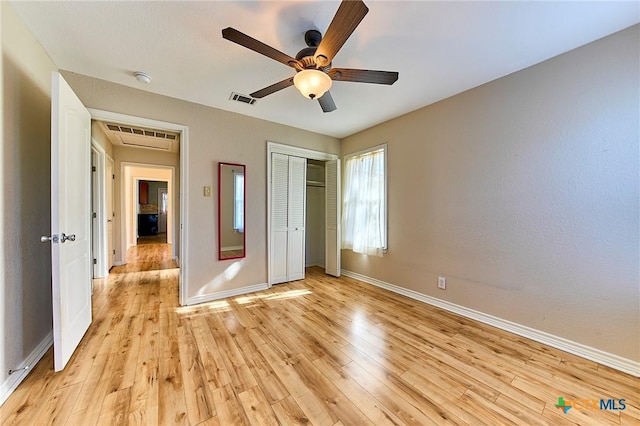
(287, 156, 306, 281)
(270, 153, 289, 284)
(270, 153, 306, 284)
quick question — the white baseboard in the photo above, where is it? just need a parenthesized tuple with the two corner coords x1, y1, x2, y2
(113, 261, 125, 266)
(1, 331, 53, 406)
(186, 283, 269, 306)
(341, 269, 640, 377)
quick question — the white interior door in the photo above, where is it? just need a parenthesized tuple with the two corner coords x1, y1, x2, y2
(287, 156, 306, 281)
(269, 153, 306, 284)
(325, 159, 341, 277)
(106, 156, 115, 269)
(50, 72, 92, 371)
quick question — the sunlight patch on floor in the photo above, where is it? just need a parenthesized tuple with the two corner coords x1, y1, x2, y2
(235, 288, 312, 305)
(175, 300, 232, 316)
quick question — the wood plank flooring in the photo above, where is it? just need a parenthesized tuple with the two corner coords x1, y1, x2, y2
(2, 243, 638, 425)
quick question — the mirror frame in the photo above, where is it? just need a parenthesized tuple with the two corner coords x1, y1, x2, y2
(218, 162, 246, 260)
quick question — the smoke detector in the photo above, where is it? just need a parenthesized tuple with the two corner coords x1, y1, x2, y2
(134, 71, 152, 84)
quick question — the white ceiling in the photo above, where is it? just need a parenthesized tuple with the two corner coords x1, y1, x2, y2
(10, 1, 639, 139)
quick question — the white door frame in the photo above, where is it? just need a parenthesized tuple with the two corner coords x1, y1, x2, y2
(267, 141, 338, 286)
(88, 109, 189, 306)
(90, 140, 109, 278)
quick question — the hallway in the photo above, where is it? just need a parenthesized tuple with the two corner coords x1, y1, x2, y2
(110, 242, 178, 273)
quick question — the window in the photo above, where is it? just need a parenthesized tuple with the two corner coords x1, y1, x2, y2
(160, 191, 168, 214)
(233, 171, 244, 233)
(341, 144, 387, 256)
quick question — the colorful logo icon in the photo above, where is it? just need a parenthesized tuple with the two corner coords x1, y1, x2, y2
(555, 397, 571, 414)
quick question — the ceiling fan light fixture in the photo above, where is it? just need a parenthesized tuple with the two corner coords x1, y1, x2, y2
(293, 69, 332, 100)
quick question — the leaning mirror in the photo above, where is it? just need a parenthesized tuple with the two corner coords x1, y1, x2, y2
(218, 162, 246, 260)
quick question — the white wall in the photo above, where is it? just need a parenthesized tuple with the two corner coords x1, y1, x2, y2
(341, 25, 639, 363)
(1, 2, 58, 401)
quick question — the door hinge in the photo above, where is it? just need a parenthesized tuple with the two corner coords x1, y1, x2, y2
(92, 166, 96, 172)
(112, 174, 115, 179)
(92, 212, 97, 218)
(93, 258, 97, 265)
(113, 249, 116, 254)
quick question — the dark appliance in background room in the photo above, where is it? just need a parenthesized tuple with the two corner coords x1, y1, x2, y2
(138, 213, 159, 236)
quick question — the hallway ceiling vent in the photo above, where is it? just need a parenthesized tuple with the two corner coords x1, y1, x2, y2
(99, 121, 180, 153)
(105, 123, 178, 140)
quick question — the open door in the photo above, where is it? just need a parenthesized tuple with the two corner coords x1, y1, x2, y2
(46, 72, 92, 371)
(325, 159, 341, 277)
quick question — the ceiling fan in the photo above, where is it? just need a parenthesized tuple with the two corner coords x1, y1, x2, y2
(222, 0, 398, 113)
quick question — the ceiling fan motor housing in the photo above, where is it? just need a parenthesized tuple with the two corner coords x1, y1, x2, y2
(304, 29, 322, 47)
(296, 31, 331, 71)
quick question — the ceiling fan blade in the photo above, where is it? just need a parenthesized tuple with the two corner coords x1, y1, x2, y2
(329, 68, 398, 85)
(318, 91, 337, 113)
(250, 77, 295, 98)
(314, 0, 369, 67)
(222, 27, 301, 69)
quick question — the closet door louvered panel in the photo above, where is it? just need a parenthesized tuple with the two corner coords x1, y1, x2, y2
(287, 156, 306, 281)
(270, 153, 289, 284)
(325, 159, 341, 277)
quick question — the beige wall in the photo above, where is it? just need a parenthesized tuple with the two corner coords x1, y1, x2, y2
(90, 120, 114, 158)
(60, 71, 340, 301)
(1, 2, 58, 390)
(341, 26, 640, 361)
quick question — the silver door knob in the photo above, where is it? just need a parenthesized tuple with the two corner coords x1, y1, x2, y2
(60, 233, 76, 243)
(40, 235, 59, 243)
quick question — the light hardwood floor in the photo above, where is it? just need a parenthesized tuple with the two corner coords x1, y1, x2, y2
(2, 243, 638, 425)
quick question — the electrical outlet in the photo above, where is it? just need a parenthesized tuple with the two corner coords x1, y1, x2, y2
(204, 186, 212, 197)
(437, 276, 446, 290)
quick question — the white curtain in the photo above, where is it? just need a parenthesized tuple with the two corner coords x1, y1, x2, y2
(342, 149, 385, 256)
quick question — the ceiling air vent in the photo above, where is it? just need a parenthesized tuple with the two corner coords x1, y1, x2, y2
(104, 123, 179, 140)
(230, 92, 257, 105)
